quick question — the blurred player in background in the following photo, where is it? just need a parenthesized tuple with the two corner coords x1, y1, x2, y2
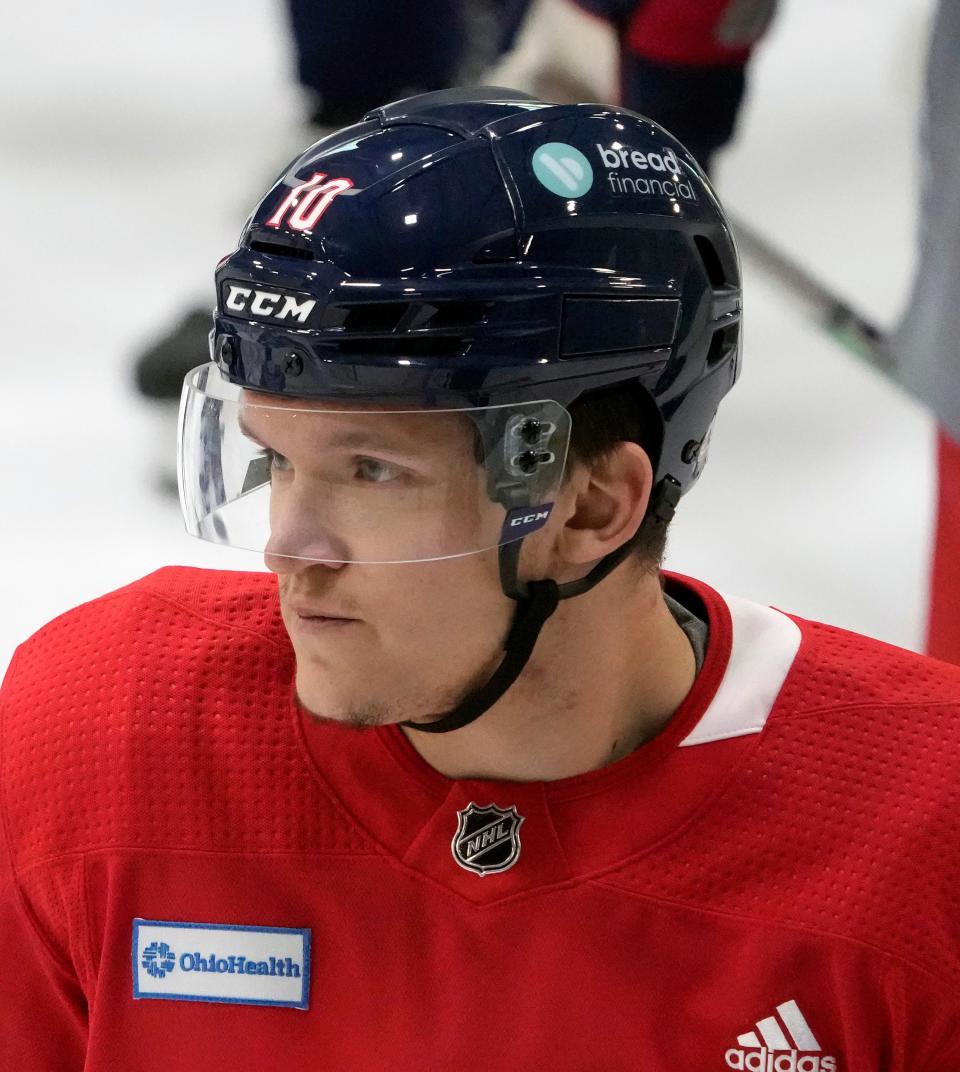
(488, 0, 776, 173)
(3, 88, 959, 1070)
(893, 0, 960, 664)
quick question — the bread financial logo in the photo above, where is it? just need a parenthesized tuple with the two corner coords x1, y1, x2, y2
(532, 143, 594, 198)
(595, 142, 698, 203)
(452, 802, 524, 876)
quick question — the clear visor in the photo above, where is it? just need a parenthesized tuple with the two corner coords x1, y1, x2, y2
(177, 364, 571, 564)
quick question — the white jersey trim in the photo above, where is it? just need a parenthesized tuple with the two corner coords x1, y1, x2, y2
(679, 595, 801, 748)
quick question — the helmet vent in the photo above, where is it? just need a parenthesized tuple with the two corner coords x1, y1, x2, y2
(419, 301, 491, 330)
(694, 235, 727, 288)
(706, 323, 739, 366)
(525, 227, 686, 275)
(248, 238, 315, 261)
(335, 336, 466, 357)
(325, 301, 490, 335)
(245, 226, 316, 261)
(319, 300, 493, 357)
(338, 303, 410, 333)
(562, 297, 680, 357)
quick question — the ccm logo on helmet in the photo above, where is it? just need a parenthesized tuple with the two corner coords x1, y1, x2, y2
(222, 283, 318, 325)
(509, 510, 550, 527)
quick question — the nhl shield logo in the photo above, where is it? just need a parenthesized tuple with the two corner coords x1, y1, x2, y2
(452, 802, 524, 876)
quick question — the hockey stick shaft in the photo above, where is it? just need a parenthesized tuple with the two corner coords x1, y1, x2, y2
(730, 213, 897, 381)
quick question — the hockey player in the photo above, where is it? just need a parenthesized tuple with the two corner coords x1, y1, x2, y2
(487, 0, 776, 173)
(893, 0, 960, 663)
(2, 90, 960, 1070)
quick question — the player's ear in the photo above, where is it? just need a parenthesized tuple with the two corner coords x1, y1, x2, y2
(554, 442, 653, 568)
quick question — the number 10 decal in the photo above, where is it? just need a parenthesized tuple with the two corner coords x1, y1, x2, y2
(266, 172, 354, 232)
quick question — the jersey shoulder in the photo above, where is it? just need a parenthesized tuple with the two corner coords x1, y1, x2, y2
(12, 564, 286, 654)
(1, 568, 365, 872)
(781, 610, 960, 715)
(636, 588, 960, 984)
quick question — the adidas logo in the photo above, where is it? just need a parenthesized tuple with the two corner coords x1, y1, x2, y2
(724, 1000, 838, 1071)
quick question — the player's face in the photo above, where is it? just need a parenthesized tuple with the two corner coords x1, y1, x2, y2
(257, 403, 537, 728)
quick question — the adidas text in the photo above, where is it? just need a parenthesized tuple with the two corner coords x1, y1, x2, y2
(725, 1050, 837, 1071)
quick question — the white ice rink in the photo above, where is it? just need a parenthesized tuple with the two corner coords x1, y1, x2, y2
(1, 0, 939, 677)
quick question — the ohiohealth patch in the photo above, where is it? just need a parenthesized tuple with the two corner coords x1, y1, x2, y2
(133, 919, 310, 1009)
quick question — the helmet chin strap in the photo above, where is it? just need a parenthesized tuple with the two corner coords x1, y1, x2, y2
(402, 477, 681, 735)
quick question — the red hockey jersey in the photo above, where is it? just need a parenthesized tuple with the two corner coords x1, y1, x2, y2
(2, 567, 959, 1070)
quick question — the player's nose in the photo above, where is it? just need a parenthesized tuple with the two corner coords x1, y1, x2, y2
(263, 510, 349, 575)
(263, 546, 347, 575)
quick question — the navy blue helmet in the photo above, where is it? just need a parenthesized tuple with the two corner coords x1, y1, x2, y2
(212, 86, 741, 500)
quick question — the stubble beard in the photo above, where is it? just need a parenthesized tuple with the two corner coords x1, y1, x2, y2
(293, 656, 487, 732)
(294, 665, 395, 730)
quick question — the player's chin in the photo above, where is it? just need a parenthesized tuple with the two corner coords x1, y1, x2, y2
(294, 669, 398, 731)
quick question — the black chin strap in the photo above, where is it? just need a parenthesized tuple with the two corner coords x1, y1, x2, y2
(402, 579, 560, 734)
(402, 477, 681, 735)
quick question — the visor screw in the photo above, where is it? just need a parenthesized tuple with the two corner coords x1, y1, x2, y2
(518, 418, 542, 444)
(217, 335, 237, 366)
(681, 439, 700, 464)
(284, 353, 304, 377)
(514, 450, 539, 474)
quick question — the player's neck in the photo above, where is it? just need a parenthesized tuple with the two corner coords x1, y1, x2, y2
(400, 572, 698, 782)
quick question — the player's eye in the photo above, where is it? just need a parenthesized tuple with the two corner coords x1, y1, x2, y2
(354, 457, 402, 483)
